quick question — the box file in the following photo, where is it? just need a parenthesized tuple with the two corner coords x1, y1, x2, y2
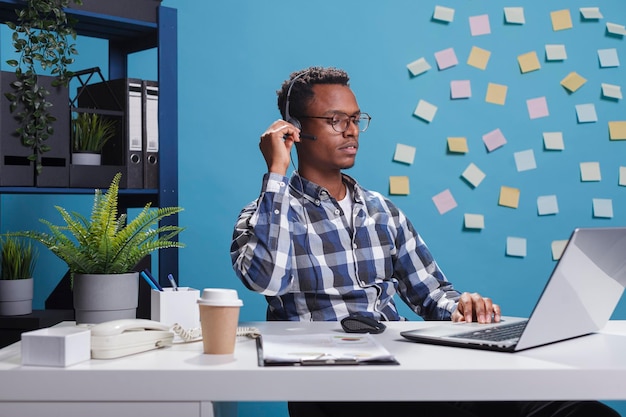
(143, 81, 159, 189)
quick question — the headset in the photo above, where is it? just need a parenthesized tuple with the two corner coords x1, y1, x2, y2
(284, 70, 316, 140)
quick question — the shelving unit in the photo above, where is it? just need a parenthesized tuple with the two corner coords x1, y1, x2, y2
(0, 1, 179, 287)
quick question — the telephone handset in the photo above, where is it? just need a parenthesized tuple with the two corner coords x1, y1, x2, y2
(90, 319, 174, 359)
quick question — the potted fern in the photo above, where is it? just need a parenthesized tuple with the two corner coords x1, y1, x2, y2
(0, 236, 38, 316)
(71, 112, 117, 165)
(12, 172, 184, 323)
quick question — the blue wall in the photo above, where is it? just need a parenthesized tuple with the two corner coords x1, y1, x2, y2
(1, 1, 625, 416)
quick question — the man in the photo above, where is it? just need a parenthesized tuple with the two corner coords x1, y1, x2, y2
(231, 67, 619, 417)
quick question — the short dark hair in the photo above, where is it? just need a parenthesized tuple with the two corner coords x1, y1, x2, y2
(276, 66, 350, 119)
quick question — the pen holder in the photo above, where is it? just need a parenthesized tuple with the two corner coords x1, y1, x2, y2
(151, 287, 201, 331)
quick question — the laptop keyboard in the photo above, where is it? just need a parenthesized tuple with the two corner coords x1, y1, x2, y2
(450, 320, 528, 342)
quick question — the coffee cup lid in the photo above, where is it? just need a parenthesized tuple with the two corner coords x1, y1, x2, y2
(197, 288, 243, 307)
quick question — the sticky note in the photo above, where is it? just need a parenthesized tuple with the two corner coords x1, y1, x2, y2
(504, 7, 525, 24)
(560, 72, 587, 93)
(393, 143, 416, 165)
(518, 51, 541, 73)
(514, 149, 537, 172)
(434, 47, 458, 70)
(580, 162, 601, 181)
(580, 7, 602, 20)
(593, 198, 613, 218)
(551, 9, 573, 31)
(537, 195, 559, 215)
(467, 46, 491, 70)
(506, 237, 527, 257)
(606, 22, 626, 36)
(602, 83, 622, 100)
(620, 167, 626, 186)
(543, 132, 564, 150)
(407, 57, 431, 77)
(545, 44, 567, 61)
(413, 99, 438, 123)
(432, 189, 457, 215)
(485, 83, 507, 105)
(464, 213, 485, 230)
(499, 186, 520, 208)
(389, 176, 410, 195)
(469, 14, 491, 36)
(450, 80, 472, 99)
(433, 5, 455, 22)
(447, 137, 468, 153)
(483, 128, 507, 152)
(462, 163, 486, 188)
(575, 104, 597, 123)
(551, 240, 568, 260)
(609, 121, 626, 140)
(598, 48, 620, 68)
(527, 97, 549, 119)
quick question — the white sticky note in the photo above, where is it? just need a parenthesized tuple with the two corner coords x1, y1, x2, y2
(606, 22, 626, 36)
(551, 240, 568, 260)
(506, 237, 527, 257)
(543, 132, 564, 150)
(580, 162, 601, 181)
(393, 143, 416, 165)
(537, 195, 559, 215)
(504, 7, 525, 24)
(514, 149, 537, 172)
(461, 163, 486, 188)
(575, 103, 597, 123)
(433, 5, 455, 22)
(580, 7, 602, 19)
(450, 80, 472, 99)
(601, 83, 622, 100)
(407, 57, 431, 77)
(464, 213, 485, 230)
(414, 99, 438, 123)
(598, 48, 620, 67)
(593, 198, 613, 218)
(545, 44, 567, 61)
(620, 166, 626, 186)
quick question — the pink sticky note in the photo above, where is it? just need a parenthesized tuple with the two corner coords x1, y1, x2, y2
(527, 96, 549, 119)
(432, 189, 457, 215)
(470, 14, 491, 36)
(450, 80, 471, 99)
(482, 128, 507, 152)
(434, 48, 458, 70)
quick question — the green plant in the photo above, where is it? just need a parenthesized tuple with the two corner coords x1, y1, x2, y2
(12, 172, 184, 275)
(71, 112, 116, 153)
(4, 0, 83, 174)
(0, 236, 38, 280)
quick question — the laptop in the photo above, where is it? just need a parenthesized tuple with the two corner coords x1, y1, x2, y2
(401, 227, 626, 352)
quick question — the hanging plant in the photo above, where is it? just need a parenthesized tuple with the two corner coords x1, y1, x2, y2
(4, 0, 83, 175)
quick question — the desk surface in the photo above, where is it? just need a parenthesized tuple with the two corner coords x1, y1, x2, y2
(1, 320, 625, 403)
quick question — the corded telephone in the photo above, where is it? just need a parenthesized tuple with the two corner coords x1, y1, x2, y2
(90, 319, 174, 359)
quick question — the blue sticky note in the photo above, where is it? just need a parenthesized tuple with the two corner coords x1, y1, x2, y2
(598, 48, 620, 68)
(537, 195, 559, 215)
(575, 104, 597, 123)
(593, 198, 613, 218)
(506, 237, 527, 257)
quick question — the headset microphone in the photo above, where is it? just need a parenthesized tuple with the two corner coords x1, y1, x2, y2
(284, 70, 316, 140)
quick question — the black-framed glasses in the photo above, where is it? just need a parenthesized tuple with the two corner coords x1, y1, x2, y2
(300, 112, 371, 133)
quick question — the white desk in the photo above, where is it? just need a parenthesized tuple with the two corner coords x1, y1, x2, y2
(1, 320, 625, 417)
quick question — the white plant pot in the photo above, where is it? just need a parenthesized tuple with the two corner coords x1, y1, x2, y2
(0, 278, 34, 316)
(73, 272, 139, 324)
(72, 152, 102, 166)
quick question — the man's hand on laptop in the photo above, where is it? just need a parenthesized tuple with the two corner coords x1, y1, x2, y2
(452, 292, 501, 324)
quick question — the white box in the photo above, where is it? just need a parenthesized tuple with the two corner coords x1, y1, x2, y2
(21, 327, 91, 367)
(151, 287, 200, 330)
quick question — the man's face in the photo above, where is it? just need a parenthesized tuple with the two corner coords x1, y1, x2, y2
(297, 84, 361, 172)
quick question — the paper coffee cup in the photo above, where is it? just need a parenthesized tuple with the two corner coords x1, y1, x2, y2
(197, 289, 243, 354)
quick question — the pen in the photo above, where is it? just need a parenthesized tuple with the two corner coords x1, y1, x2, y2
(140, 271, 161, 291)
(167, 273, 179, 291)
(143, 268, 163, 291)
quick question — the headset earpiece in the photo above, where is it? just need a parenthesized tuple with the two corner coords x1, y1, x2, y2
(284, 70, 316, 140)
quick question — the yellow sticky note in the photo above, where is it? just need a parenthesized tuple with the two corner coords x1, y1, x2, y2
(447, 137, 468, 153)
(467, 46, 491, 70)
(499, 186, 520, 208)
(518, 51, 541, 73)
(560, 72, 587, 92)
(609, 121, 626, 140)
(485, 83, 507, 105)
(551, 9, 573, 31)
(389, 176, 409, 195)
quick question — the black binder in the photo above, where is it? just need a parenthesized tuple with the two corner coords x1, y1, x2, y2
(143, 80, 159, 189)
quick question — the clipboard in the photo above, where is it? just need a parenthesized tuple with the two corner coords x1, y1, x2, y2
(256, 333, 399, 367)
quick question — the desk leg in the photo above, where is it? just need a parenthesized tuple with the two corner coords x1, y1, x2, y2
(204, 401, 237, 417)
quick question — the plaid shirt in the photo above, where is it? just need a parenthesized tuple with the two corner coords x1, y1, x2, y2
(231, 172, 461, 322)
